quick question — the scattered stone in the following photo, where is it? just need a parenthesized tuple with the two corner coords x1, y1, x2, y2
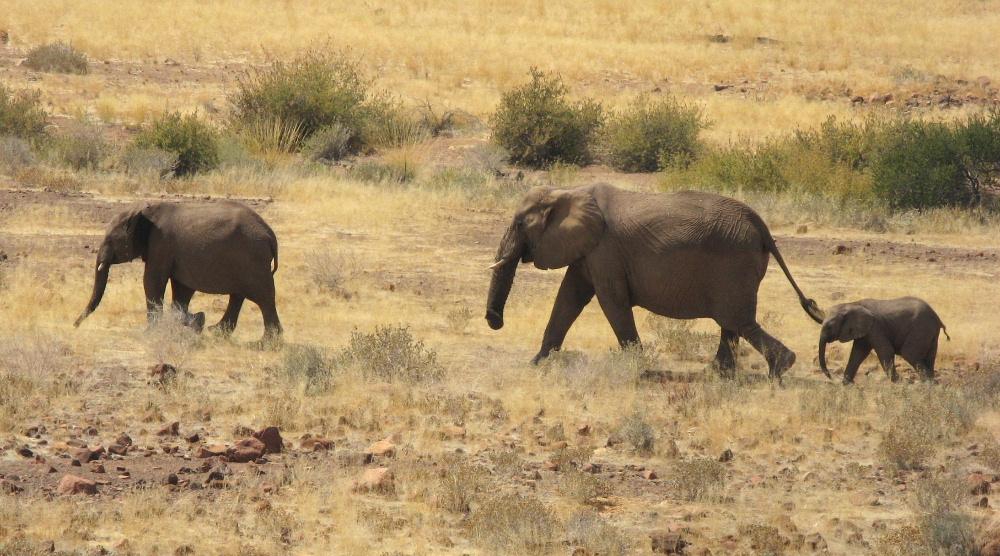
(57, 474, 97, 495)
(23, 425, 45, 439)
(544, 460, 560, 471)
(83, 426, 98, 436)
(805, 532, 828, 551)
(714, 83, 733, 92)
(115, 434, 133, 447)
(577, 423, 591, 436)
(107, 443, 128, 456)
(149, 363, 178, 385)
(165, 473, 179, 486)
(92, 464, 106, 474)
(16, 445, 32, 458)
(651, 531, 687, 554)
(72, 448, 97, 464)
(185, 433, 200, 443)
(977, 497, 990, 508)
(833, 244, 852, 255)
(227, 438, 266, 463)
(0, 479, 23, 494)
(642, 469, 658, 480)
(969, 473, 992, 495)
(352, 467, 394, 495)
(301, 437, 334, 452)
(582, 462, 602, 474)
(253, 426, 284, 454)
(195, 444, 227, 459)
(157, 422, 180, 436)
(366, 438, 396, 459)
(719, 449, 734, 463)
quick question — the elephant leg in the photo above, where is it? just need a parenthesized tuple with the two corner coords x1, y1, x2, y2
(901, 333, 937, 382)
(594, 281, 639, 350)
(712, 328, 739, 377)
(143, 266, 169, 326)
(738, 322, 795, 380)
(249, 283, 282, 342)
(842, 339, 872, 385)
(533, 264, 595, 364)
(170, 280, 204, 332)
(870, 336, 898, 382)
(209, 296, 245, 337)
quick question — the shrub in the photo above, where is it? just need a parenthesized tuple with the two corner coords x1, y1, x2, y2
(133, 112, 219, 176)
(363, 108, 429, 149)
(233, 115, 304, 156)
(307, 251, 357, 295)
(467, 492, 559, 555)
(120, 145, 178, 177)
(49, 127, 108, 170)
(280, 344, 332, 394)
(871, 120, 971, 209)
(609, 410, 655, 454)
(444, 305, 473, 334)
(669, 458, 727, 501)
(436, 457, 488, 513)
(22, 41, 88, 74)
(602, 95, 706, 172)
(909, 476, 979, 555)
(565, 511, 632, 556)
(228, 49, 392, 153)
(302, 124, 354, 162)
(557, 468, 613, 504)
(337, 325, 444, 383)
(490, 68, 603, 168)
(0, 84, 48, 139)
(0, 136, 34, 172)
(646, 315, 715, 361)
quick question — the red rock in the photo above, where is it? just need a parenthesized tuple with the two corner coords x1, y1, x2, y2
(92, 464, 106, 474)
(643, 469, 658, 480)
(366, 438, 396, 458)
(185, 433, 200, 443)
(157, 422, 180, 436)
(227, 438, 266, 463)
(352, 467, 394, 494)
(15, 445, 32, 458)
(72, 448, 97, 464)
(301, 437, 333, 452)
(577, 423, 591, 436)
(57, 474, 97, 495)
(253, 427, 284, 454)
(107, 443, 128, 456)
(116, 433, 133, 447)
(195, 444, 227, 458)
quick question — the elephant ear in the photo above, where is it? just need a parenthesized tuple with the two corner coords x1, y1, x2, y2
(840, 306, 876, 341)
(531, 188, 605, 270)
(119, 204, 159, 261)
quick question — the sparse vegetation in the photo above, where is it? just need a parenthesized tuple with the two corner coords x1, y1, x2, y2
(490, 68, 603, 168)
(307, 250, 357, 295)
(133, 112, 219, 176)
(337, 325, 444, 383)
(467, 492, 559, 554)
(0, 137, 34, 172)
(47, 127, 108, 171)
(565, 511, 632, 556)
(22, 42, 89, 74)
(0, 85, 48, 139)
(669, 458, 727, 501)
(444, 305, 473, 334)
(279, 344, 332, 394)
(609, 409, 655, 454)
(908, 476, 979, 555)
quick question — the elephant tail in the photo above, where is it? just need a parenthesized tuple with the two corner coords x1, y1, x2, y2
(750, 213, 825, 324)
(941, 322, 951, 341)
(270, 235, 279, 275)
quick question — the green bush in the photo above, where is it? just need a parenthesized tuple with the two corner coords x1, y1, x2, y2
(228, 50, 393, 154)
(133, 112, 219, 176)
(22, 42, 88, 75)
(0, 84, 48, 139)
(48, 127, 108, 170)
(602, 95, 706, 172)
(872, 120, 970, 209)
(336, 325, 443, 383)
(490, 68, 603, 168)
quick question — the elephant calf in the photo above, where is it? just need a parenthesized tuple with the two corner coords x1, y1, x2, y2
(75, 200, 282, 342)
(818, 297, 948, 384)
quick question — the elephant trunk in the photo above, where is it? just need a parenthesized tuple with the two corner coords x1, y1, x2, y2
(818, 328, 832, 379)
(75, 251, 111, 328)
(485, 224, 522, 330)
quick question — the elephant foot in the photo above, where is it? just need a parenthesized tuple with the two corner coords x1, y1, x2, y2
(184, 312, 206, 333)
(768, 350, 796, 381)
(708, 360, 737, 380)
(207, 322, 235, 338)
(531, 346, 558, 365)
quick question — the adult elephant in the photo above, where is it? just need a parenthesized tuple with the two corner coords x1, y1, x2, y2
(74, 200, 282, 342)
(484, 183, 824, 378)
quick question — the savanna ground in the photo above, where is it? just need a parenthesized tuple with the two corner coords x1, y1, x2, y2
(3, 2, 1000, 555)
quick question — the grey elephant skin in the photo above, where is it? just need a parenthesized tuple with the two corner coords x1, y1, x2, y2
(485, 183, 824, 378)
(818, 297, 948, 384)
(74, 201, 282, 341)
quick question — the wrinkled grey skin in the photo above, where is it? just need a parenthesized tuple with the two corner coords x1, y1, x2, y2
(818, 297, 948, 384)
(75, 201, 282, 342)
(485, 183, 824, 379)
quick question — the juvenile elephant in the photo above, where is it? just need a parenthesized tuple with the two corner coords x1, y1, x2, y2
(74, 201, 282, 341)
(485, 183, 824, 378)
(818, 297, 948, 384)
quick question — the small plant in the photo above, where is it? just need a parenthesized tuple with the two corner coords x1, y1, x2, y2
(464, 143, 510, 177)
(307, 251, 357, 295)
(0, 136, 34, 172)
(609, 410, 655, 454)
(0, 84, 48, 139)
(363, 108, 429, 149)
(133, 112, 219, 176)
(490, 68, 603, 168)
(49, 127, 108, 170)
(669, 458, 727, 501)
(738, 523, 789, 555)
(337, 325, 444, 383)
(601, 94, 706, 172)
(436, 457, 488, 513)
(444, 305, 473, 334)
(565, 511, 632, 556)
(646, 315, 715, 361)
(120, 145, 178, 177)
(279, 344, 332, 394)
(557, 468, 613, 504)
(909, 475, 979, 554)
(144, 307, 201, 368)
(302, 124, 354, 162)
(22, 42, 88, 74)
(233, 115, 304, 156)
(877, 419, 936, 472)
(797, 383, 867, 425)
(467, 492, 559, 555)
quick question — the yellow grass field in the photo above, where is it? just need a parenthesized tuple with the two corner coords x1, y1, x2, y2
(2, 2, 1000, 555)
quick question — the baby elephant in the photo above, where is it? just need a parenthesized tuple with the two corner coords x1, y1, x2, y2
(818, 297, 948, 384)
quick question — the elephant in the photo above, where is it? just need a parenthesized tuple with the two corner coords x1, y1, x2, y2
(74, 200, 282, 341)
(818, 297, 948, 384)
(484, 183, 824, 378)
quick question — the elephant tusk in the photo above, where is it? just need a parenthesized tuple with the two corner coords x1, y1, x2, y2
(487, 260, 504, 271)
(97, 263, 106, 272)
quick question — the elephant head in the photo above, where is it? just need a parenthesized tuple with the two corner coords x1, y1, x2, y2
(818, 304, 875, 379)
(485, 186, 605, 330)
(74, 205, 154, 327)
